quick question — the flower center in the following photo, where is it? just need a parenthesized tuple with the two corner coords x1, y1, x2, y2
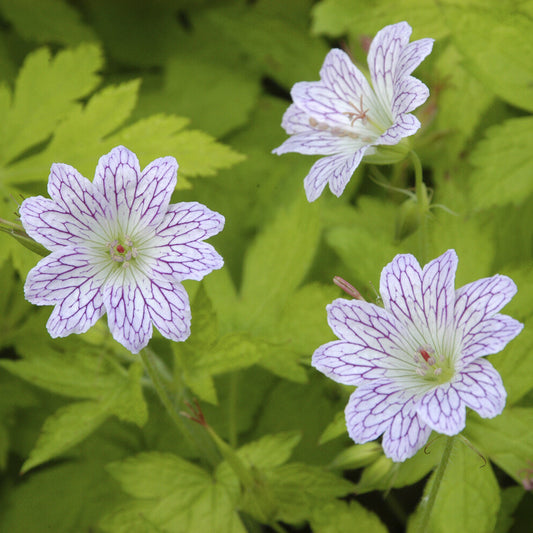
(108, 236, 138, 268)
(414, 345, 454, 384)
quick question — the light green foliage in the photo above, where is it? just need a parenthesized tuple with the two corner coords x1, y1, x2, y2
(310, 500, 388, 533)
(0, 0, 97, 46)
(464, 408, 533, 486)
(312, 0, 449, 40)
(410, 439, 500, 533)
(0, 332, 147, 471)
(216, 432, 355, 525)
(102, 452, 245, 533)
(438, 0, 533, 112)
(1, 0, 533, 531)
(468, 117, 533, 208)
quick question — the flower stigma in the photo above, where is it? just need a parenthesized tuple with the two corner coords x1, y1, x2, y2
(414, 345, 453, 384)
(108, 236, 138, 267)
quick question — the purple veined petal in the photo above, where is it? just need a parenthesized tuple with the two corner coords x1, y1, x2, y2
(381, 398, 433, 462)
(155, 201, 225, 243)
(367, 22, 412, 107)
(380, 250, 458, 337)
(345, 382, 407, 444)
(92, 146, 143, 228)
(304, 150, 365, 201)
(103, 277, 153, 354)
(395, 38, 435, 81)
(460, 314, 523, 364)
(326, 297, 407, 361)
(418, 383, 466, 435)
(20, 196, 92, 250)
(377, 112, 421, 145)
(278, 103, 315, 135)
(292, 53, 375, 131)
(47, 162, 109, 225)
(319, 49, 375, 118)
(391, 76, 430, 117)
(455, 274, 523, 362)
(453, 358, 506, 418)
(135, 155, 178, 228)
(143, 279, 191, 342)
(312, 340, 389, 386)
(271, 129, 363, 156)
(455, 274, 518, 330)
(153, 241, 224, 282)
(24, 249, 105, 336)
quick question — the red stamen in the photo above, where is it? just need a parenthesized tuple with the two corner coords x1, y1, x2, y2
(116, 244, 125, 254)
(419, 348, 431, 362)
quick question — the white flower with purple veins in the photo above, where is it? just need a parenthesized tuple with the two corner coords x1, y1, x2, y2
(312, 250, 523, 462)
(273, 21, 434, 202)
(20, 146, 225, 353)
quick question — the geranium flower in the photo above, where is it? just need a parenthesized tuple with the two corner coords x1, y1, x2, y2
(20, 146, 224, 353)
(273, 21, 434, 202)
(312, 250, 523, 462)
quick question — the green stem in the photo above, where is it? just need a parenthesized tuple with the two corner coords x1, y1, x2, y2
(417, 436, 455, 533)
(139, 348, 218, 465)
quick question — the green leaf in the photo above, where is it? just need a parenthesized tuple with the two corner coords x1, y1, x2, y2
(310, 500, 388, 533)
(173, 285, 263, 403)
(0, 0, 97, 46)
(312, 0, 449, 40)
(490, 324, 533, 406)
(410, 439, 500, 533)
(0, 44, 102, 166)
(494, 486, 524, 533)
(268, 463, 355, 524)
(430, 44, 494, 171)
(109, 115, 246, 181)
(468, 117, 533, 208)
(464, 408, 533, 485)
(239, 196, 321, 330)
(21, 401, 109, 473)
(0, 460, 125, 533)
(102, 452, 245, 533)
(439, 0, 533, 112)
(20, 360, 146, 472)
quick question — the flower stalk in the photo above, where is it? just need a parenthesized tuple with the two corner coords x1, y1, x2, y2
(416, 436, 455, 533)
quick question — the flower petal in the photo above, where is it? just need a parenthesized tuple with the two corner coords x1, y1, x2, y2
(455, 274, 523, 361)
(368, 22, 412, 108)
(453, 358, 506, 418)
(291, 49, 374, 129)
(418, 383, 466, 435)
(304, 151, 365, 201)
(380, 250, 458, 340)
(103, 278, 153, 354)
(325, 297, 407, 363)
(381, 398, 432, 462)
(20, 196, 92, 250)
(378, 113, 421, 145)
(345, 382, 406, 443)
(93, 146, 176, 232)
(395, 37, 434, 80)
(461, 314, 523, 364)
(143, 279, 191, 342)
(391, 76, 430, 117)
(152, 202, 225, 282)
(272, 130, 362, 156)
(47, 162, 109, 227)
(312, 340, 388, 386)
(25, 250, 105, 336)
(278, 103, 314, 135)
